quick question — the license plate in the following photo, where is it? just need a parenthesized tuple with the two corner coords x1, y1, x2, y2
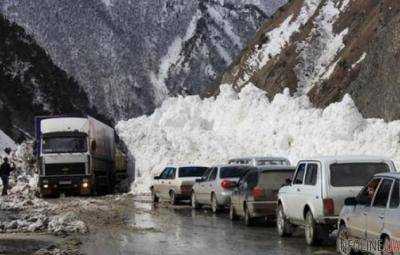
(59, 180, 72, 185)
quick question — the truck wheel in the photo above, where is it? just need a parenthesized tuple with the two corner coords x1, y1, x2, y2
(151, 188, 159, 203)
(277, 204, 293, 237)
(191, 192, 201, 209)
(244, 205, 254, 226)
(229, 203, 238, 221)
(170, 191, 178, 205)
(211, 193, 220, 213)
(305, 211, 320, 246)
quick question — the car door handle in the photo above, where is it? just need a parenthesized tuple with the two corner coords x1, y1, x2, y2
(362, 211, 367, 215)
(379, 215, 384, 219)
(297, 188, 301, 192)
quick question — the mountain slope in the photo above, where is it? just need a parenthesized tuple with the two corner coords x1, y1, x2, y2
(221, 0, 400, 121)
(0, 14, 103, 142)
(1, 0, 286, 121)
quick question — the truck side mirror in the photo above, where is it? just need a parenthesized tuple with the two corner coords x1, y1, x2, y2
(91, 140, 97, 152)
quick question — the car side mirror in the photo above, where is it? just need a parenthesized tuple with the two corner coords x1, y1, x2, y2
(285, 178, 292, 186)
(344, 197, 358, 206)
(154, 176, 160, 180)
(195, 178, 203, 183)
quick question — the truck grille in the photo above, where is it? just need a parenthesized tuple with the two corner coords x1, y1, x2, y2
(44, 163, 86, 176)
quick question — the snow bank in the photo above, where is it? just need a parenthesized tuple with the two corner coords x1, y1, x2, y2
(0, 129, 16, 153)
(116, 84, 400, 193)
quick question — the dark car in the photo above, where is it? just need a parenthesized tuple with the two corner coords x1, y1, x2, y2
(229, 165, 295, 226)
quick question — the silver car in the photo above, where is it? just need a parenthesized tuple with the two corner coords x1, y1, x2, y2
(228, 156, 290, 167)
(191, 165, 255, 213)
(338, 172, 400, 255)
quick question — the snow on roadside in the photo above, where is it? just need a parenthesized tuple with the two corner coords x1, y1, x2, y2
(116, 84, 400, 194)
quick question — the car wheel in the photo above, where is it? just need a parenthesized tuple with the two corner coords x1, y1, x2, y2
(305, 211, 319, 246)
(244, 205, 253, 227)
(151, 188, 159, 203)
(191, 192, 201, 209)
(276, 204, 293, 237)
(229, 203, 238, 221)
(211, 193, 220, 213)
(170, 191, 178, 205)
(337, 224, 352, 255)
(382, 236, 393, 255)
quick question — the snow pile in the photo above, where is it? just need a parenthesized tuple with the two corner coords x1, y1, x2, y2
(238, 0, 321, 86)
(0, 129, 16, 153)
(117, 84, 400, 193)
(48, 212, 88, 235)
(295, 0, 350, 94)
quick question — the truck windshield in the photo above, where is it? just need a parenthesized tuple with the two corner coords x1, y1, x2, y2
(42, 137, 87, 154)
(330, 163, 390, 187)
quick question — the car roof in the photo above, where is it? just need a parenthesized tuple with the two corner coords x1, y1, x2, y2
(228, 156, 289, 161)
(257, 165, 296, 172)
(211, 164, 257, 169)
(375, 172, 400, 179)
(164, 165, 208, 168)
(298, 155, 393, 164)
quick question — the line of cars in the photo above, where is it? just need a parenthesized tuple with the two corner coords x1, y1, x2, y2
(150, 155, 400, 254)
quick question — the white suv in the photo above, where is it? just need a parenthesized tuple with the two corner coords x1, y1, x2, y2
(276, 156, 396, 246)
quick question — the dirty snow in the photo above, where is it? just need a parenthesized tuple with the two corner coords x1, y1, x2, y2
(295, 0, 350, 94)
(238, 0, 321, 87)
(117, 84, 400, 193)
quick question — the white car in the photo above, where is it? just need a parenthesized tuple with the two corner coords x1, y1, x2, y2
(191, 164, 256, 213)
(276, 156, 396, 246)
(228, 156, 290, 167)
(150, 165, 209, 205)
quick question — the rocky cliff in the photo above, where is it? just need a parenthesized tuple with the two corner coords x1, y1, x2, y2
(1, 0, 285, 121)
(0, 14, 103, 142)
(221, 0, 400, 121)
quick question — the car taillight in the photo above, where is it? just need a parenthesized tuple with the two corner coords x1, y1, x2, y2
(221, 180, 235, 189)
(251, 186, 265, 199)
(323, 198, 335, 216)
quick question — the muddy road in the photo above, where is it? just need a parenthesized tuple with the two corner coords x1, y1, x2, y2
(0, 195, 339, 255)
(81, 198, 338, 255)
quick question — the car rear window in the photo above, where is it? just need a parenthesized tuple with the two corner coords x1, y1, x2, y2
(330, 163, 390, 187)
(258, 170, 294, 189)
(219, 167, 250, 179)
(178, 167, 208, 177)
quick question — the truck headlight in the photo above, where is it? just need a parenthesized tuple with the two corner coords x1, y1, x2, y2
(43, 184, 49, 189)
(82, 179, 89, 188)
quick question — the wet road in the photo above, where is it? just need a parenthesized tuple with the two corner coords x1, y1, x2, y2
(82, 200, 338, 255)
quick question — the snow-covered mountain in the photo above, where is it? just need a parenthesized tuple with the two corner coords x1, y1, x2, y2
(1, 0, 286, 121)
(0, 14, 104, 142)
(221, 0, 400, 121)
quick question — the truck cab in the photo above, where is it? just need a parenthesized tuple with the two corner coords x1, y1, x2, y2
(35, 115, 123, 196)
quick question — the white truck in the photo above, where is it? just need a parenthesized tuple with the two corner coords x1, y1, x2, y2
(276, 156, 396, 246)
(35, 115, 127, 196)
